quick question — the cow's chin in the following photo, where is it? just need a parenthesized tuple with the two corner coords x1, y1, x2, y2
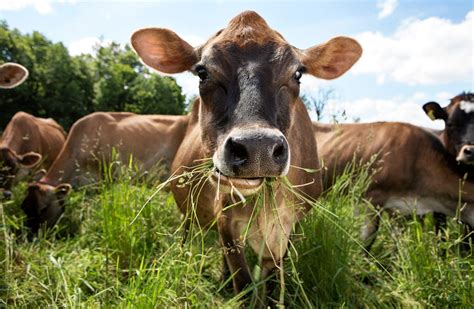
(210, 170, 264, 197)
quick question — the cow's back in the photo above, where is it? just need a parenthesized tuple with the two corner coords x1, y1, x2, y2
(314, 121, 430, 193)
(112, 113, 189, 170)
(42, 111, 188, 187)
(0, 112, 66, 167)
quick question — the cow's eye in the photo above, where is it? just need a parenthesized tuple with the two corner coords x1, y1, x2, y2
(196, 66, 209, 82)
(294, 68, 304, 82)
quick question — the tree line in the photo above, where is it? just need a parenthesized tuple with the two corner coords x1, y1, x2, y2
(0, 21, 186, 129)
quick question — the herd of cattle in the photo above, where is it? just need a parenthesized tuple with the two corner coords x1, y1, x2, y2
(1, 11, 472, 300)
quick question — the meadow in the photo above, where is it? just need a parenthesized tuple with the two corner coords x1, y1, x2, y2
(1, 162, 473, 308)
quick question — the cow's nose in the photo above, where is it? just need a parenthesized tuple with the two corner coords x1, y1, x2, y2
(223, 129, 289, 177)
(463, 146, 474, 160)
(457, 145, 474, 163)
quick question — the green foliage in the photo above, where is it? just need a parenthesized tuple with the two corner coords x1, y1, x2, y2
(0, 21, 186, 130)
(1, 162, 473, 307)
(0, 21, 95, 128)
(126, 75, 186, 115)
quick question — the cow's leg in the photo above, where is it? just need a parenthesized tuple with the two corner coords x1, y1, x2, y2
(433, 212, 447, 237)
(220, 254, 233, 290)
(460, 224, 473, 253)
(260, 258, 278, 305)
(217, 214, 252, 293)
(360, 205, 381, 253)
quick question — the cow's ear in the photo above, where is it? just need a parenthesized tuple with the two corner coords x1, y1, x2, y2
(300, 37, 362, 80)
(18, 152, 42, 168)
(32, 169, 47, 182)
(131, 28, 199, 74)
(54, 183, 71, 199)
(423, 101, 447, 121)
(0, 63, 28, 89)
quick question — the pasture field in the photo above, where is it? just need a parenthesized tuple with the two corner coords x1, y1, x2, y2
(1, 164, 473, 308)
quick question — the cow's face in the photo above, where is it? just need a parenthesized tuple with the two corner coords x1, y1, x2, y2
(424, 92, 474, 164)
(0, 63, 29, 89)
(131, 11, 361, 194)
(21, 182, 71, 234)
(0, 148, 42, 193)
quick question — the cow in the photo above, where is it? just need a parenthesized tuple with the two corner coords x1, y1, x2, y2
(131, 10, 362, 300)
(0, 112, 66, 196)
(20, 111, 189, 234)
(313, 92, 474, 251)
(0, 62, 28, 89)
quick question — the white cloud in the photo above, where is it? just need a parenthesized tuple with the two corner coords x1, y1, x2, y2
(300, 75, 330, 95)
(0, 0, 75, 14)
(68, 37, 112, 56)
(353, 11, 474, 85)
(377, 0, 398, 19)
(322, 92, 450, 129)
(182, 35, 206, 47)
(174, 72, 198, 98)
(0, 0, 52, 14)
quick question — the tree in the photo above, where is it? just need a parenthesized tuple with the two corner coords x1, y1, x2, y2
(93, 42, 186, 115)
(127, 74, 185, 115)
(301, 88, 334, 121)
(0, 21, 95, 129)
(0, 22, 187, 130)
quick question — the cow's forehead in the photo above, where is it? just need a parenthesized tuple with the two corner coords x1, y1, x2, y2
(459, 100, 474, 114)
(447, 93, 474, 116)
(201, 11, 288, 54)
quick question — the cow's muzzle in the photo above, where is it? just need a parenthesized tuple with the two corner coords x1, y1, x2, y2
(213, 127, 290, 180)
(456, 145, 474, 164)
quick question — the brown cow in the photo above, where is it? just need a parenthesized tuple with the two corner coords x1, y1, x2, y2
(20, 111, 189, 234)
(131, 10, 362, 299)
(0, 112, 66, 195)
(0, 62, 28, 89)
(314, 92, 474, 251)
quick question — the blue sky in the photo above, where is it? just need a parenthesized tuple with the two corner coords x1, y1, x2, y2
(0, 0, 472, 128)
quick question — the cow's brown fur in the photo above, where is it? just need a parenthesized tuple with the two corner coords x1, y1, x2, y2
(131, 10, 362, 301)
(20, 111, 189, 233)
(314, 120, 474, 250)
(0, 112, 66, 191)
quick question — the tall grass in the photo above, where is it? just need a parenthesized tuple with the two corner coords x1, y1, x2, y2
(0, 160, 472, 307)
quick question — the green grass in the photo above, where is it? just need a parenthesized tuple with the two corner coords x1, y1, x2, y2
(1, 163, 473, 308)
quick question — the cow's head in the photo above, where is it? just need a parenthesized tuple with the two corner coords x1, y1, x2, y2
(0, 147, 42, 194)
(423, 92, 474, 164)
(0, 63, 29, 89)
(131, 11, 361, 194)
(21, 182, 71, 234)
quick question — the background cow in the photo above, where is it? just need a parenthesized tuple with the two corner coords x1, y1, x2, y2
(21, 111, 189, 234)
(314, 92, 474, 251)
(131, 10, 362, 301)
(0, 111, 66, 196)
(0, 62, 28, 89)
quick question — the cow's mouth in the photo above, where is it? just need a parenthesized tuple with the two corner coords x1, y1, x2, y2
(210, 169, 264, 197)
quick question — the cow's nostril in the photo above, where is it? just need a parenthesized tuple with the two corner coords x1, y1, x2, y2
(272, 140, 288, 164)
(228, 139, 248, 167)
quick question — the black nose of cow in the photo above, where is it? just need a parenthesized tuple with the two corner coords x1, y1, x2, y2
(222, 129, 289, 177)
(462, 146, 474, 161)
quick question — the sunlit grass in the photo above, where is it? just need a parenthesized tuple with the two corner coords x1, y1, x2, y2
(0, 160, 473, 307)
